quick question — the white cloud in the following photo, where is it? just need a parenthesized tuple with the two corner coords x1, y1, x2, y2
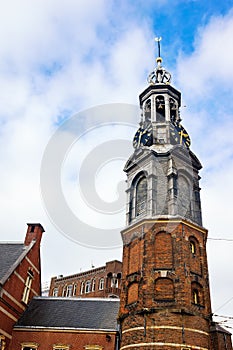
(1, 0, 233, 330)
(176, 9, 233, 323)
(177, 9, 233, 98)
(0, 1, 154, 278)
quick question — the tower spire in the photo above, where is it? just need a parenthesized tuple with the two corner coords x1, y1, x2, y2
(155, 36, 162, 61)
(147, 36, 171, 85)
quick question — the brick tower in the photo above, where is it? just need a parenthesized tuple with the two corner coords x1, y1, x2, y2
(118, 45, 232, 349)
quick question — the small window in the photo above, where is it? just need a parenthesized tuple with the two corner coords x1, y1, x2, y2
(85, 280, 91, 293)
(62, 286, 66, 297)
(111, 277, 118, 288)
(53, 344, 69, 350)
(92, 279, 96, 292)
(99, 278, 104, 290)
(193, 289, 199, 305)
(80, 281, 85, 294)
(0, 336, 6, 350)
(22, 270, 34, 304)
(73, 284, 77, 296)
(66, 284, 73, 297)
(53, 287, 58, 297)
(190, 241, 196, 254)
(21, 342, 38, 350)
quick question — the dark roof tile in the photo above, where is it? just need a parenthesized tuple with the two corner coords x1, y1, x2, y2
(0, 243, 25, 282)
(15, 297, 119, 331)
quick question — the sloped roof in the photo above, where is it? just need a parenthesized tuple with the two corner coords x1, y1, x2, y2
(15, 297, 120, 331)
(210, 322, 232, 335)
(0, 243, 27, 284)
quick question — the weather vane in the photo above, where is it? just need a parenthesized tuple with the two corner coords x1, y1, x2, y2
(155, 36, 162, 58)
(147, 36, 171, 85)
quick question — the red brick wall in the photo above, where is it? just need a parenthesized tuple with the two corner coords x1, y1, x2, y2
(49, 260, 122, 299)
(210, 325, 232, 350)
(10, 329, 118, 350)
(0, 224, 44, 349)
(119, 219, 214, 349)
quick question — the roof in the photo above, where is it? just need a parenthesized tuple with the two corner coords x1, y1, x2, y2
(210, 322, 232, 335)
(0, 243, 31, 284)
(15, 297, 120, 331)
(53, 259, 122, 283)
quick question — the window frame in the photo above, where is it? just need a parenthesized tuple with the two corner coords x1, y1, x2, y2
(22, 270, 34, 304)
(135, 176, 147, 217)
(85, 280, 91, 294)
(80, 281, 85, 294)
(99, 278, 104, 290)
(53, 287, 59, 297)
(53, 344, 70, 350)
(73, 283, 77, 296)
(92, 279, 96, 292)
(21, 342, 38, 350)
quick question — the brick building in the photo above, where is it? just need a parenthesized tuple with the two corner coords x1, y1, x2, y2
(0, 223, 44, 349)
(49, 260, 122, 299)
(4, 49, 232, 350)
(11, 297, 119, 350)
(118, 54, 232, 349)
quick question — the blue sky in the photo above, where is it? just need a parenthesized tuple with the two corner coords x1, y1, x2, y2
(0, 0, 233, 330)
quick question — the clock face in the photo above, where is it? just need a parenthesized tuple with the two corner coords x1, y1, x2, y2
(133, 124, 153, 148)
(170, 122, 191, 148)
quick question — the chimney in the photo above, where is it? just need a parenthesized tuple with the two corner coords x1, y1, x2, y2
(24, 223, 45, 246)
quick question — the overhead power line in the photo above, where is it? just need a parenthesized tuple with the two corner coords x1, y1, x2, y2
(208, 237, 233, 241)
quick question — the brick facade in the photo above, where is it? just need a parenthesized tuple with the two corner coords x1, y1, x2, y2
(0, 223, 44, 349)
(49, 260, 122, 299)
(10, 297, 120, 350)
(119, 219, 214, 349)
(11, 329, 118, 350)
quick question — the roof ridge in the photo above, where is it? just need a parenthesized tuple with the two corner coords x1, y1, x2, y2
(34, 296, 120, 302)
(0, 242, 24, 245)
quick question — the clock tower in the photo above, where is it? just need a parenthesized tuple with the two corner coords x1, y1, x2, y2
(118, 44, 232, 349)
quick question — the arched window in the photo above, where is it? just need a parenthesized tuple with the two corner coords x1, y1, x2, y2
(156, 95, 165, 122)
(191, 282, 204, 306)
(66, 284, 73, 297)
(53, 287, 58, 297)
(111, 277, 118, 288)
(170, 98, 178, 123)
(190, 240, 196, 254)
(193, 289, 199, 305)
(99, 278, 104, 290)
(189, 236, 201, 275)
(85, 280, 91, 293)
(62, 286, 66, 297)
(144, 99, 151, 122)
(92, 279, 96, 292)
(80, 281, 85, 294)
(73, 284, 77, 296)
(135, 177, 147, 217)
